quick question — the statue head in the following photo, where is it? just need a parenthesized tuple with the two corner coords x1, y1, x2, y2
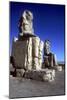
(18, 10, 34, 35)
(22, 10, 33, 21)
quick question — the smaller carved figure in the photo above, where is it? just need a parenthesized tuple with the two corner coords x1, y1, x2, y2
(44, 40, 57, 68)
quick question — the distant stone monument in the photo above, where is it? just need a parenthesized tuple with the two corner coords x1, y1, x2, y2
(18, 10, 34, 36)
(43, 40, 58, 68)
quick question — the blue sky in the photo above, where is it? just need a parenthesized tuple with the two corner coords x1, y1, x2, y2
(10, 2, 65, 61)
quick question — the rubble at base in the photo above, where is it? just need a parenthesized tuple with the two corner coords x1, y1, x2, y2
(24, 69, 55, 82)
(56, 66, 63, 71)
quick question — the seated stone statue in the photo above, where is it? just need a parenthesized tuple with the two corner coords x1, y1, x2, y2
(18, 10, 34, 36)
(43, 40, 57, 69)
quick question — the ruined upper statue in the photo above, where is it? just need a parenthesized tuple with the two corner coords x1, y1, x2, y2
(18, 10, 34, 36)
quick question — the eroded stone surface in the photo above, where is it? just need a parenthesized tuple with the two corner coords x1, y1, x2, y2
(18, 10, 34, 36)
(24, 69, 55, 82)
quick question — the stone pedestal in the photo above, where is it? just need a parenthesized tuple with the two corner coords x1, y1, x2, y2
(11, 35, 44, 71)
(24, 69, 55, 82)
(11, 36, 32, 70)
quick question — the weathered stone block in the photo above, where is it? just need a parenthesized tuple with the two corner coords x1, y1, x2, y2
(24, 69, 55, 82)
(11, 37, 32, 70)
(16, 69, 25, 77)
(32, 36, 40, 57)
(12, 40, 28, 69)
(57, 66, 62, 71)
(43, 69, 55, 82)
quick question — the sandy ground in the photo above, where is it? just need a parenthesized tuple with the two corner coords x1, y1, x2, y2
(9, 69, 65, 99)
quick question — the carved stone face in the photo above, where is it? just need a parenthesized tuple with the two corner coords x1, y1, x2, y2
(18, 10, 34, 35)
(44, 40, 50, 55)
(27, 11, 33, 20)
(23, 10, 33, 21)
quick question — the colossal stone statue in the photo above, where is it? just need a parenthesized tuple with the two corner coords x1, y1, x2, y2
(44, 40, 58, 68)
(18, 10, 34, 36)
(44, 40, 51, 55)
